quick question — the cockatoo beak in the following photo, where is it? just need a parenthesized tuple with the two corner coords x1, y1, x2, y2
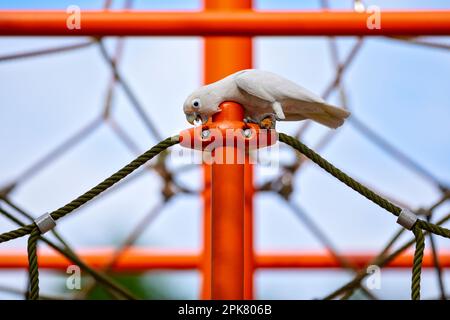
(199, 114, 209, 125)
(186, 113, 197, 125)
(186, 113, 209, 125)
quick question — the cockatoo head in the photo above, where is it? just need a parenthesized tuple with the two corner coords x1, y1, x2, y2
(183, 88, 222, 125)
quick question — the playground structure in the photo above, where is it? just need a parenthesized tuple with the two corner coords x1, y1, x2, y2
(0, 1, 450, 300)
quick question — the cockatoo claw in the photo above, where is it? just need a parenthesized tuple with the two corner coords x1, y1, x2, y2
(243, 115, 276, 129)
(259, 114, 277, 130)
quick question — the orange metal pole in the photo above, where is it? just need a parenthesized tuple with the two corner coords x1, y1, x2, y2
(1, 11, 450, 36)
(210, 103, 245, 300)
(1, 249, 449, 270)
(243, 158, 254, 299)
(203, 0, 253, 301)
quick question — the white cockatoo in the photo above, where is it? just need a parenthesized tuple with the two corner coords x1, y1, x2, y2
(183, 69, 350, 129)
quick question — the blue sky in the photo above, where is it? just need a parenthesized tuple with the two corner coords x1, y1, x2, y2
(0, 0, 449, 299)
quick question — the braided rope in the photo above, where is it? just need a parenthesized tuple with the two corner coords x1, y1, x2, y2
(411, 225, 425, 300)
(0, 225, 34, 244)
(27, 227, 40, 300)
(0, 136, 179, 300)
(416, 220, 450, 239)
(279, 133, 402, 216)
(51, 136, 179, 220)
(278, 132, 450, 300)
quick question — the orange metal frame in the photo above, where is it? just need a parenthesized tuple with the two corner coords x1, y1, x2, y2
(1, 248, 449, 270)
(1, 2, 450, 300)
(1, 10, 450, 36)
(202, 0, 254, 300)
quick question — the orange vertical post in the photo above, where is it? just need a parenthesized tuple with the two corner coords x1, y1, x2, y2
(210, 103, 245, 299)
(202, 0, 254, 300)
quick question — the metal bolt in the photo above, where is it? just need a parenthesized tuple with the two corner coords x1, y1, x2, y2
(242, 128, 252, 138)
(201, 129, 210, 139)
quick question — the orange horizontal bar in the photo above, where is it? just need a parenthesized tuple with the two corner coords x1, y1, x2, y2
(0, 248, 200, 271)
(0, 248, 449, 270)
(1, 10, 450, 36)
(256, 251, 450, 269)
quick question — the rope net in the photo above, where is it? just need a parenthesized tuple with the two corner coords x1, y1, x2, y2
(0, 0, 449, 300)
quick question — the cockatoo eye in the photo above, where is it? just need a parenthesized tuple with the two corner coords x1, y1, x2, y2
(192, 98, 201, 109)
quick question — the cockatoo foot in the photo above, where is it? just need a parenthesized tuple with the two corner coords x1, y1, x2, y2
(259, 114, 277, 130)
(244, 115, 276, 129)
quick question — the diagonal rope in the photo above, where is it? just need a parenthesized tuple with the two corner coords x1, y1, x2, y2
(0, 40, 96, 63)
(50, 136, 178, 221)
(1, 197, 77, 257)
(324, 193, 449, 300)
(283, 199, 378, 300)
(279, 133, 450, 238)
(0, 283, 67, 300)
(294, 38, 364, 140)
(76, 199, 170, 299)
(0, 136, 179, 299)
(279, 133, 402, 216)
(0, 206, 136, 300)
(348, 115, 449, 191)
(324, 211, 450, 300)
(1, 0, 448, 301)
(387, 36, 450, 51)
(1, 136, 178, 243)
(3, 116, 103, 195)
(97, 41, 163, 141)
(425, 214, 447, 300)
(279, 132, 450, 299)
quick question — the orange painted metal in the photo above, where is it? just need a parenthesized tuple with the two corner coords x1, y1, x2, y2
(1, 248, 449, 270)
(202, 0, 253, 300)
(179, 116, 276, 152)
(243, 166, 254, 299)
(1, 5, 449, 301)
(180, 102, 276, 299)
(200, 164, 212, 300)
(0, 248, 199, 271)
(180, 100, 277, 299)
(1, 11, 450, 36)
(210, 102, 246, 300)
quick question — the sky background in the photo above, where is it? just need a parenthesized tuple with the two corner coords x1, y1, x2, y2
(0, 0, 449, 299)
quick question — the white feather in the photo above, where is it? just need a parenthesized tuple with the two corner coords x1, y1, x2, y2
(183, 69, 350, 129)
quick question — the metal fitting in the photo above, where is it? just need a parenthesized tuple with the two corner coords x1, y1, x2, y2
(242, 128, 252, 138)
(34, 213, 56, 234)
(201, 129, 211, 139)
(396, 208, 418, 230)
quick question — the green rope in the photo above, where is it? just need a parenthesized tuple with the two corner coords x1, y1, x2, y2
(0, 136, 179, 300)
(27, 227, 40, 300)
(324, 212, 450, 300)
(416, 220, 450, 239)
(50, 136, 179, 221)
(278, 133, 402, 217)
(278, 132, 450, 300)
(411, 225, 425, 300)
(0, 206, 137, 300)
(0, 225, 34, 244)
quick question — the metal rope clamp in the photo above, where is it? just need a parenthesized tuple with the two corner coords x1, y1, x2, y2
(34, 213, 56, 234)
(396, 208, 418, 230)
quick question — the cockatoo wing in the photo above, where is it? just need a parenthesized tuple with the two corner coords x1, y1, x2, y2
(234, 70, 350, 128)
(235, 69, 323, 103)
